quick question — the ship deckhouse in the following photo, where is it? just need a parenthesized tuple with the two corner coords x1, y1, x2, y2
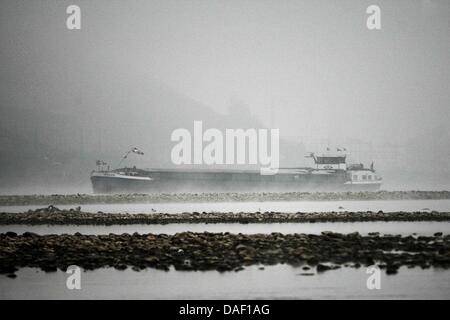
(309, 153, 347, 170)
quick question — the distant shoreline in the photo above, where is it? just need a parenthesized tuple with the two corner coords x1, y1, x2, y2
(0, 190, 450, 206)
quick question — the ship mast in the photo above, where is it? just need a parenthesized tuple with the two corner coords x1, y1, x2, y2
(116, 147, 144, 168)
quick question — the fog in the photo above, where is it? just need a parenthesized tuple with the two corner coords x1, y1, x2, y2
(0, 0, 449, 194)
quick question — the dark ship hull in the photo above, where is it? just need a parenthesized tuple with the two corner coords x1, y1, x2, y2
(90, 168, 382, 194)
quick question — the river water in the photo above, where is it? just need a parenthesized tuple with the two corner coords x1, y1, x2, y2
(1, 221, 449, 236)
(1, 199, 449, 299)
(0, 265, 449, 299)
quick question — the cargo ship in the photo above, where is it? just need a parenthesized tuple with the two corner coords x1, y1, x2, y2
(90, 151, 382, 194)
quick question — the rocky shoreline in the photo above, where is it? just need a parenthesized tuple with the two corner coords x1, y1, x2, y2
(0, 190, 449, 206)
(1, 206, 450, 225)
(1, 231, 449, 277)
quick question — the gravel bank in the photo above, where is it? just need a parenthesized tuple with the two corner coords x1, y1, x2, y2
(0, 191, 449, 206)
(1, 206, 450, 225)
(1, 231, 449, 276)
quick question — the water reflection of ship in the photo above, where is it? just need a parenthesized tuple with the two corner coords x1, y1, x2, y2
(91, 148, 382, 194)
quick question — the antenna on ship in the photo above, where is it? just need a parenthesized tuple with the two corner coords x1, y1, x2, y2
(95, 160, 107, 171)
(305, 152, 317, 164)
(117, 147, 144, 168)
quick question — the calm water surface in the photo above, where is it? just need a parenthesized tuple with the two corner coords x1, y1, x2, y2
(1, 221, 449, 236)
(0, 265, 448, 299)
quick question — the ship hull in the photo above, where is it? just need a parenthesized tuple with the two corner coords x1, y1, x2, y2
(91, 170, 381, 194)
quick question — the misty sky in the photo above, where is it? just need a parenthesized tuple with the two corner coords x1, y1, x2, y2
(0, 0, 449, 191)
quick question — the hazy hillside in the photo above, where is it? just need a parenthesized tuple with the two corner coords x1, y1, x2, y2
(0, 75, 306, 194)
